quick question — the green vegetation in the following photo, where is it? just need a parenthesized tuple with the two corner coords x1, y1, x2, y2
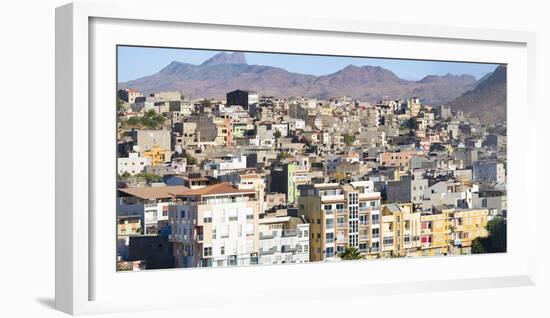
(118, 171, 131, 180)
(116, 98, 125, 111)
(184, 151, 198, 165)
(120, 109, 166, 129)
(339, 246, 363, 260)
(471, 217, 507, 254)
(276, 152, 292, 160)
(134, 172, 162, 183)
(273, 130, 282, 139)
(201, 99, 212, 108)
(342, 133, 355, 147)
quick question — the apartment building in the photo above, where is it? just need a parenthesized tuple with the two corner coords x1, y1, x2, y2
(117, 152, 151, 175)
(420, 207, 489, 256)
(117, 185, 190, 234)
(379, 203, 422, 258)
(298, 182, 381, 261)
(258, 210, 310, 265)
(169, 182, 260, 268)
(143, 145, 171, 166)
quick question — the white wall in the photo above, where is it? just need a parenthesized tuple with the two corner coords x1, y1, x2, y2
(0, 0, 549, 317)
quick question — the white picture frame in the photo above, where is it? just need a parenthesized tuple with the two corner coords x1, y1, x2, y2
(55, 1, 537, 315)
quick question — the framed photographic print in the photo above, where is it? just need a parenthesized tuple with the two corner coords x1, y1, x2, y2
(56, 2, 537, 315)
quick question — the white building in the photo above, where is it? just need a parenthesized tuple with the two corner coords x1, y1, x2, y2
(258, 213, 310, 265)
(473, 161, 506, 184)
(169, 183, 260, 268)
(118, 152, 151, 175)
(203, 154, 247, 172)
(117, 186, 190, 234)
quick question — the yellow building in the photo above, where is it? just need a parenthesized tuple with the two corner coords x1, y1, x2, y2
(448, 209, 489, 255)
(298, 182, 381, 261)
(143, 145, 170, 166)
(419, 207, 489, 256)
(380, 203, 422, 258)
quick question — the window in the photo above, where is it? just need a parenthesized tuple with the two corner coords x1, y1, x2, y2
(383, 236, 394, 246)
(372, 228, 380, 238)
(180, 210, 186, 218)
(203, 247, 212, 257)
(228, 216, 238, 222)
(203, 217, 212, 223)
(323, 204, 333, 211)
(326, 232, 334, 243)
(220, 246, 225, 255)
(372, 214, 380, 224)
(212, 229, 216, 239)
(246, 214, 254, 220)
(404, 235, 411, 243)
(325, 247, 334, 257)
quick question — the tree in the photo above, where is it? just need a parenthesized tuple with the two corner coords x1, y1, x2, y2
(201, 99, 212, 108)
(135, 172, 162, 183)
(116, 98, 125, 111)
(471, 217, 507, 254)
(274, 130, 282, 139)
(184, 151, 198, 165)
(339, 246, 363, 260)
(277, 152, 292, 160)
(342, 133, 355, 147)
(118, 171, 131, 180)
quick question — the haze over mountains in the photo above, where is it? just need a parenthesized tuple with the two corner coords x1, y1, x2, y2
(119, 52, 506, 123)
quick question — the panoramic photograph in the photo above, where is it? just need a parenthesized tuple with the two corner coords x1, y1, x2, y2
(115, 46, 507, 271)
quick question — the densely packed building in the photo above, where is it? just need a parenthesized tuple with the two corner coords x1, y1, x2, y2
(116, 87, 506, 270)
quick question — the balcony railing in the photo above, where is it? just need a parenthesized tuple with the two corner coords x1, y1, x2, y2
(281, 245, 297, 253)
(336, 209, 346, 214)
(336, 222, 347, 228)
(260, 232, 276, 240)
(359, 235, 369, 241)
(282, 229, 298, 237)
(260, 247, 277, 255)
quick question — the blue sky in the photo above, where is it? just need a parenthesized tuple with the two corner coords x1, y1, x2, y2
(117, 46, 500, 82)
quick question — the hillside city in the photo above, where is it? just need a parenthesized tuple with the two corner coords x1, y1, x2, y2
(116, 66, 507, 270)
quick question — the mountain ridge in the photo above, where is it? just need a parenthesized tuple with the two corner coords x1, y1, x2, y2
(450, 65, 506, 124)
(119, 52, 482, 105)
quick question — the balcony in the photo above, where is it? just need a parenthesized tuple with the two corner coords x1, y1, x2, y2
(281, 245, 297, 253)
(359, 235, 369, 241)
(336, 209, 346, 214)
(196, 234, 204, 241)
(260, 231, 276, 240)
(260, 247, 277, 255)
(336, 222, 347, 228)
(370, 247, 380, 253)
(282, 229, 298, 237)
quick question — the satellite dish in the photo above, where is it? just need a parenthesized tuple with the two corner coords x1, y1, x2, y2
(133, 145, 140, 152)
